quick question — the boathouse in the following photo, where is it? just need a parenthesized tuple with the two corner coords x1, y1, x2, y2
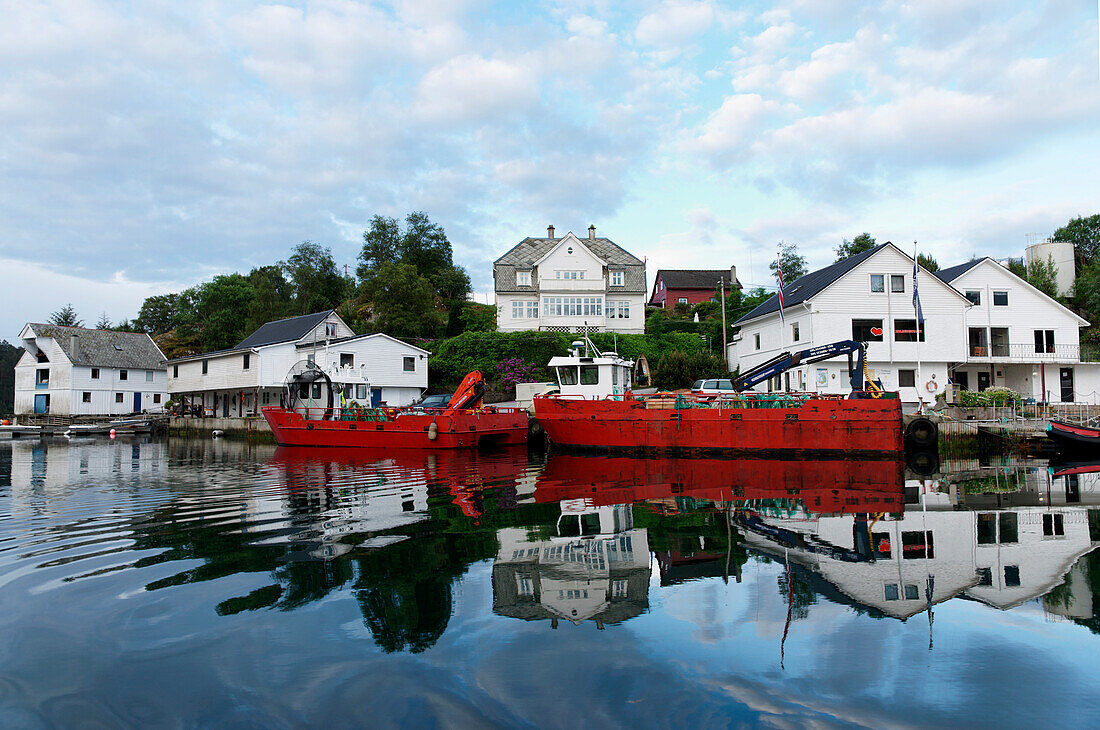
(14, 323, 168, 416)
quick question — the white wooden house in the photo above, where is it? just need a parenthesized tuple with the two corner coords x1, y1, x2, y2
(166, 310, 430, 416)
(494, 225, 647, 334)
(934, 257, 1100, 402)
(730, 243, 972, 404)
(15, 324, 168, 416)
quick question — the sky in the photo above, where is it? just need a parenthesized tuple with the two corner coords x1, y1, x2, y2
(2, 0, 1099, 339)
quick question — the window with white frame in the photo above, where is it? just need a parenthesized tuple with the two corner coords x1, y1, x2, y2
(993, 290, 1008, 306)
(890, 274, 905, 293)
(512, 301, 539, 319)
(554, 270, 585, 279)
(516, 270, 531, 286)
(403, 356, 415, 372)
(545, 297, 602, 316)
(325, 322, 338, 336)
(754, 333, 761, 350)
(611, 271, 624, 286)
(792, 322, 800, 342)
(606, 300, 629, 319)
(870, 274, 885, 293)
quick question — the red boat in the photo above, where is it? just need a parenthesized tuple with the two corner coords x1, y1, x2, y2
(533, 393, 902, 455)
(1046, 419, 1100, 452)
(262, 369, 529, 449)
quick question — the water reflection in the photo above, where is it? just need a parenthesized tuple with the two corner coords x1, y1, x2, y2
(3, 438, 1100, 725)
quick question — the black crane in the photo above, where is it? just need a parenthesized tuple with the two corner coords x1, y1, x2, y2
(732, 339, 882, 395)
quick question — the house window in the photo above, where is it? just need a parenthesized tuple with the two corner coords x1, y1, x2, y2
(904, 584, 919, 600)
(965, 290, 981, 305)
(36, 369, 49, 386)
(91, 368, 100, 379)
(884, 583, 899, 601)
(340, 353, 353, 368)
(976, 567, 992, 586)
(243, 353, 251, 370)
(1034, 329, 1055, 354)
(990, 327, 1009, 357)
(145, 370, 153, 382)
(1043, 513, 1065, 537)
(172, 365, 178, 378)
(326, 323, 338, 337)
(792, 322, 800, 342)
(516, 270, 531, 286)
(403, 356, 415, 372)
(37, 352, 49, 363)
(611, 271, 624, 286)
(754, 333, 761, 350)
(993, 290, 1008, 306)
(119, 369, 128, 381)
(1004, 565, 1021, 587)
(901, 530, 933, 559)
(898, 369, 916, 388)
(894, 319, 925, 342)
(977, 512, 1018, 543)
(153, 393, 161, 404)
(512, 301, 526, 318)
(890, 274, 905, 293)
(606, 300, 628, 319)
(115, 393, 124, 403)
(677, 297, 688, 305)
(555, 270, 584, 280)
(262, 391, 270, 404)
(82, 392, 91, 403)
(870, 274, 885, 293)
(526, 301, 538, 318)
(852, 319, 884, 342)
(999, 512, 1018, 543)
(201, 360, 208, 375)
(977, 513, 997, 544)
(872, 532, 891, 558)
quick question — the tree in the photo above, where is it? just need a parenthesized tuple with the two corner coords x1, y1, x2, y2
(400, 211, 453, 286)
(135, 293, 181, 335)
(1053, 213, 1100, 267)
(282, 241, 350, 316)
(48, 303, 82, 327)
(192, 274, 257, 351)
(0, 340, 23, 414)
(95, 312, 112, 329)
(917, 253, 939, 273)
(360, 262, 442, 338)
(247, 265, 293, 332)
(1025, 255, 1060, 298)
(356, 215, 401, 278)
(769, 241, 808, 283)
(834, 233, 876, 262)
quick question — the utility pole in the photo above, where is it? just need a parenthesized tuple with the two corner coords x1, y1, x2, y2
(720, 276, 728, 371)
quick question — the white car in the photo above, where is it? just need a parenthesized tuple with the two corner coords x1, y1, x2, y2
(691, 378, 737, 399)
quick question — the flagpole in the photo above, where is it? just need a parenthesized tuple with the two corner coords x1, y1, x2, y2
(914, 241, 924, 413)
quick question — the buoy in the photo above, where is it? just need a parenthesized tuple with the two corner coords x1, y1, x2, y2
(428, 422, 438, 441)
(109, 428, 116, 439)
(212, 429, 224, 438)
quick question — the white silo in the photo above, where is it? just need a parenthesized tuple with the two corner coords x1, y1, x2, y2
(1026, 238, 1075, 296)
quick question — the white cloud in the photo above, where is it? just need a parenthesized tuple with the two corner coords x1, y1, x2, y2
(413, 54, 539, 124)
(685, 94, 792, 160)
(634, 1, 743, 48)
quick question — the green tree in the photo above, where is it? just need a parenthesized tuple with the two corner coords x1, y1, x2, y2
(1026, 255, 1060, 298)
(48, 303, 83, 327)
(917, 253, 939, 273)
(282, 241, 350, 315)
(193, 274, 257, 351)
(834, 232, 877, 262)
(1053, 213, 1100, 267)
(95, 312, 111, 329)
(246, 265, 293, 332)
(356, 215, 401, 278)
(361, 262, 442, 338)
(135, 293, 181, 335)
(400, 211, 454, 286)
(0, 340, 23, 414)
(769, 241, 808, 282)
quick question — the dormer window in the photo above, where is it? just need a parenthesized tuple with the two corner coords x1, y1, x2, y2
(611, 271, 624, 286)
(516, 270, 531, 286)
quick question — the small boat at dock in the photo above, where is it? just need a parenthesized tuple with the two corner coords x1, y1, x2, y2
(1045, 419, 1100, 453)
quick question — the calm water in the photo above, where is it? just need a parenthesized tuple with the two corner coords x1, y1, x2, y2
(1, 438, 1099, 728)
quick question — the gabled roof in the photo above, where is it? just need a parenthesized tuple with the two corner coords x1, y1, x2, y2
(294, 332, 431, 355)
(236, 310, 333, 348)
(934, 259, 984, 283)
(23, 324, 166, 369)
(494, 231, 646, 293)
(657, 269, 742, 289)
(735, 244, 888, 324)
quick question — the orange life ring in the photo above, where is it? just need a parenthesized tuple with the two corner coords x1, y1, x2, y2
(925, 380, 937, 392)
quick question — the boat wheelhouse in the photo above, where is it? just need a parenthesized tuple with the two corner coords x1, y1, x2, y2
(548, 338, 635, 399)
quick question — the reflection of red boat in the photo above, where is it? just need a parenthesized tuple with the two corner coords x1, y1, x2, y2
(533, 394, 902, 455)
(534, 454, 904, 515)
(262, 406, 529, 449)
(1046, 420, 1100, 452)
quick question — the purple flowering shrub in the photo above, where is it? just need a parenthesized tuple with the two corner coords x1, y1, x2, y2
(496, 357, 540, 391)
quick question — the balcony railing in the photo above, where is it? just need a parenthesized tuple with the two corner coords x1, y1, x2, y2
(967, 343, 1087, 361)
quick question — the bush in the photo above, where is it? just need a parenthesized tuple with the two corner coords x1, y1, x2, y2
(958, 386, 1021, 407)
(652, 349, 727, 390)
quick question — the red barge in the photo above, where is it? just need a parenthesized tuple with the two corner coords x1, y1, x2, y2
(262, 369, 529, 449)
(533, 337, 904, 455)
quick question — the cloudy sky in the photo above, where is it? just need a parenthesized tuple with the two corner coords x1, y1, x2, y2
(2, 0, 1098, 337)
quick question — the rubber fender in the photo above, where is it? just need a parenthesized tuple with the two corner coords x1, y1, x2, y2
(428, 422, 438, 441)
(905, 417, 938, 447)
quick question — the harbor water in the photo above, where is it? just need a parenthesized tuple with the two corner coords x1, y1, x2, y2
(1, 437, 1099, 728)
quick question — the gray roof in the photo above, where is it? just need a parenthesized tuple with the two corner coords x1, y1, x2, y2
(934, 258, 985, 283)
(28, 324, 166, 369)
(656, 269, 742, 290)
(735, 244, 889, 324)
(494, 234, 646, 294)
(237, 310, 333, 348)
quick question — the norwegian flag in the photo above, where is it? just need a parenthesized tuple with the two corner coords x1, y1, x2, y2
(776, 251, 786, 324)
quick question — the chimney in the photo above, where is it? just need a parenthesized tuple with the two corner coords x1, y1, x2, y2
(69, 334, 79, 356)
(588, 225, 596, 241)
(547, 224, 555, 240)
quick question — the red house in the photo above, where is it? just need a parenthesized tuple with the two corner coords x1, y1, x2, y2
(649, 267, 741, 308)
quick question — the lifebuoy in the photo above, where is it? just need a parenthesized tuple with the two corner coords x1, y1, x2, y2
(925, 380, 937, 392)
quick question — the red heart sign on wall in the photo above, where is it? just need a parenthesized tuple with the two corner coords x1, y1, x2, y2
(870, 327, 883, 336)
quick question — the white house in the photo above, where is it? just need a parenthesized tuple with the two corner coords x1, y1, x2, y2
(494, 225, 647, 334)
(934, 257, 1100, 403)
(731, 243, 972, 404)
(15, 324, 168, 416)
(166, 310, 430, 416)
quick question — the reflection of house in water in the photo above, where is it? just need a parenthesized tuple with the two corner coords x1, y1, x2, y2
(493, 501, 650, 628)
(738, 477, 1099, 619)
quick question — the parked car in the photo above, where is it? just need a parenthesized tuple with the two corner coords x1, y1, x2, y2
(691, 378, 737, 399)
(412, 393, 453, 409)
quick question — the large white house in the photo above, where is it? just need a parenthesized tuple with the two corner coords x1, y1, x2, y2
(166, 310, 430, 416)
(730, 243, 1100, 404)
(494, 225, 647, 334)
(934, 257, 1099, 402)
(15, 324, 168, 416)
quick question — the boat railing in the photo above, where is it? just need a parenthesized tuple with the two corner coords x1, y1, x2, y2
(536, 391, 895, 409)
(276, 405, 527, 422)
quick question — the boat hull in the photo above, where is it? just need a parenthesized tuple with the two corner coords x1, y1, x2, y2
(262, 407, 529, 449)
(1046, 419, 1100, 452)
(532, 395, 903, 455)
